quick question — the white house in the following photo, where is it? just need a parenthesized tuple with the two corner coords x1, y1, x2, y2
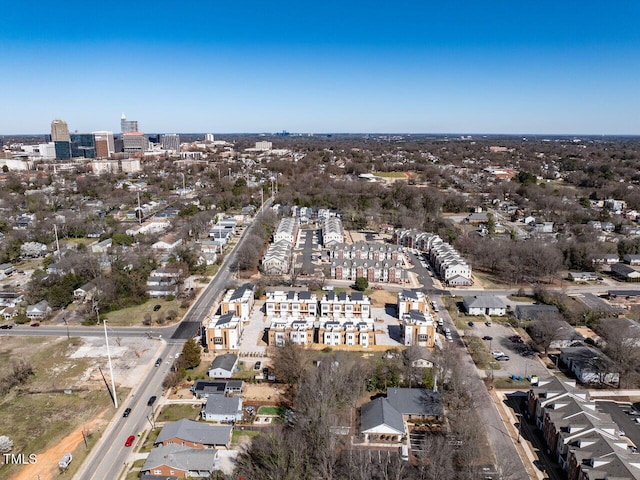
(462, 296, 507, 316)
(26, 300, 52, 319)
(208, 354, 238, 379)
(201, 396, 243, 423)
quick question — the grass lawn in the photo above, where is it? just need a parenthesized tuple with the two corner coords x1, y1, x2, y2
(507, 295, 533, 303)
(139, 428, 161, 453)
(231, 429, 261, 446)
(101, 298, 187, 327)
(463, 335, 501, 371)
(257, 406, 285, 416)
(125, 459, 146, 480)
(373, 171, 408, 178)
(493, 377, 530, 389)
(157, 404, 201, 423)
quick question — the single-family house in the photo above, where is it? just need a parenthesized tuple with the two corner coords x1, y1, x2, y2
(0, 263, 16, 279)
(191, 380, 243, 399)
(559, 346, 619, 386)
(623, 254, 640, 265)
(26, 300, 52, 320)
(462, 296, 507, 316)
(141, 444, 219, 478)
(155, 419, 233, 449)
(74, 282, 97, 303)
(201, 396, 243, 423)
(515, 304, 561, 321)
(611, 263, 640, 282)
(152, 234, 183, 252)
(90, 238, 112, 254)
(207, 354, 238, 379)
(591, 253, 619, 265)
(568, 272, 598, 282)
(548, 321, 585, 349)
(359, 388, 443, 443)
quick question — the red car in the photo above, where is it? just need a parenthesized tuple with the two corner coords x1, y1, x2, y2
(124, 435, 135, 447)
(30, 322, 40, 327)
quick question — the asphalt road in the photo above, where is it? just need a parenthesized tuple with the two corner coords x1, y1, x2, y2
(73, 201, 272, 480)
(596, 401, 640, 447)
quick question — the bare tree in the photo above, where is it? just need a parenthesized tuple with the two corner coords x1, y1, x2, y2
(269, 340, 311, 387)
(529, 316, 564, 355)
(600, 317, 640, 387)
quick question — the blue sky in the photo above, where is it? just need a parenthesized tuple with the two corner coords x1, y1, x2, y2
(1, 1, 639, 134)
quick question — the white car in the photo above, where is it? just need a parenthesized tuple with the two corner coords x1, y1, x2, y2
(492, 351, 506, 358)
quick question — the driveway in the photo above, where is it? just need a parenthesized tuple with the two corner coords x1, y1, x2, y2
(372, 307, 403, 346)
(238, 300, 268, 357)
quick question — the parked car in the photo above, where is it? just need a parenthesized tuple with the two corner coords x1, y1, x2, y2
(491, 351, 506, 358)
(123, 408, 132, 417)
(468, 321, 475, 327)
(482, 335, 493, 341)
(124, 435, 135, 447)
(0, 324, 13, 329)
(496, 355, 510, 361)
(154, 358, 162, 367)
(147, 396, 157, 406)
(254, 361, 262, 371)
(30, 322, 40, 327)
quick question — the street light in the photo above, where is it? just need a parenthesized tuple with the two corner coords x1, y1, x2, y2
(62, 315, 70, 340)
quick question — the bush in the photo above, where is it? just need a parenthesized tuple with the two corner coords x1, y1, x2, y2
(354, 277, 369, 291)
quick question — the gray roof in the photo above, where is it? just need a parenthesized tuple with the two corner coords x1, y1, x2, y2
(609, 290, 640, 297)
(386, 388, 443, 417)
(229, 283, 254, 301)
(463, 296, 506, 309)
(611, 263, 640, 276)
(400, 289, 420, 301)
(360, 397, 405, 435)
(141, 475, 178, 480)
(210, 354, 237, 373)
(215, 312, 236, 326)
(142, 444, 217, 473)
(202, 396, 241, 416)
(156, 419, 232, 446)
(515, 304, 560, 321)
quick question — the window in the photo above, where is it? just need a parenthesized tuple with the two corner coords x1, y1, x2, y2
(153, 470, 162, 475)
(213, 337, 223, 344)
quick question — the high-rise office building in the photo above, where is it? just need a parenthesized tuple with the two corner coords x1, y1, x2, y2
(70, 133, 96, 159)
(93, 131, 115, 158)
(162, 134, 180, 152)
(54, 141, 71, 160)
(120, 113, 139, 134)
(51, 119, 70, 142)
(123, 132, 148, 153)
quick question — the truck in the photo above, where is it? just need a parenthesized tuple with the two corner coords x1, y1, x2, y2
(59, 453, 72, 469)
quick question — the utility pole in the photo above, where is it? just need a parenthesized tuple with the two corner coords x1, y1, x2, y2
(137, 191, 142, 225)
(63, 316, 70, 340)
(54, 224, 60, 258)
(102, 314, 118, 408)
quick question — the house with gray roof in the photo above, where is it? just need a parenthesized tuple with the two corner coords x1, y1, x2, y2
(26, 300, 51, 320)
(559, 346, 619, 386)
(359, 388, 443, 443)
(462, 296, 507, 316)
(207, 354, 238, 379)
(191, 380, 243, 398)
(201, 396, 243, 423)
(141, 444, 218, 478)
(360, 397, 405, 442)
(156, 419, 232, 449)
(515, 304, 561, 321)
(611, 263, 640, 282)
(140, 475, 178, 480)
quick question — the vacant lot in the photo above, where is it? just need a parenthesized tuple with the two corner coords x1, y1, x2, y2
(0, 337, 115, 479)
(101, 297, 188, 326)
(157, 403, 201, 422)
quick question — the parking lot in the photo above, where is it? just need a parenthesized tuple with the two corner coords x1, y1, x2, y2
(461, 319, 549, 380)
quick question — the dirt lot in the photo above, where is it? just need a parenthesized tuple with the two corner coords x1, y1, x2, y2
(368, 289, 398, 308)
(0, 335, 159, 479)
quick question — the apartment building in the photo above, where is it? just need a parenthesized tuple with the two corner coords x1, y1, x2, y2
(320, 291, 371, 319)
(397, 290, 428, 315)
(331, 259, 404, 283)
(267, 316, 316, 347)
(261, 241, 291, 275)
(265, 290, 318, 318)
(206, 313, 242, 351)
(220, 283, 255, 321)
(273, 217, 299, 245)
(330, 242, 400, 261)
(318, 317, 374, 348)
(400, 310, 436, 348)
(322, 217, 344, 247)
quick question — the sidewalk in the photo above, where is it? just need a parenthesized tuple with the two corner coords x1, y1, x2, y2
(492, 390, 544, 480)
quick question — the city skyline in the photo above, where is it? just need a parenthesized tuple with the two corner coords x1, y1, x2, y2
(1, 1, 639, 135)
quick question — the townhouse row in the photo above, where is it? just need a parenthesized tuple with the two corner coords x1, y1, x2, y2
(393, 229, 473, 286)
